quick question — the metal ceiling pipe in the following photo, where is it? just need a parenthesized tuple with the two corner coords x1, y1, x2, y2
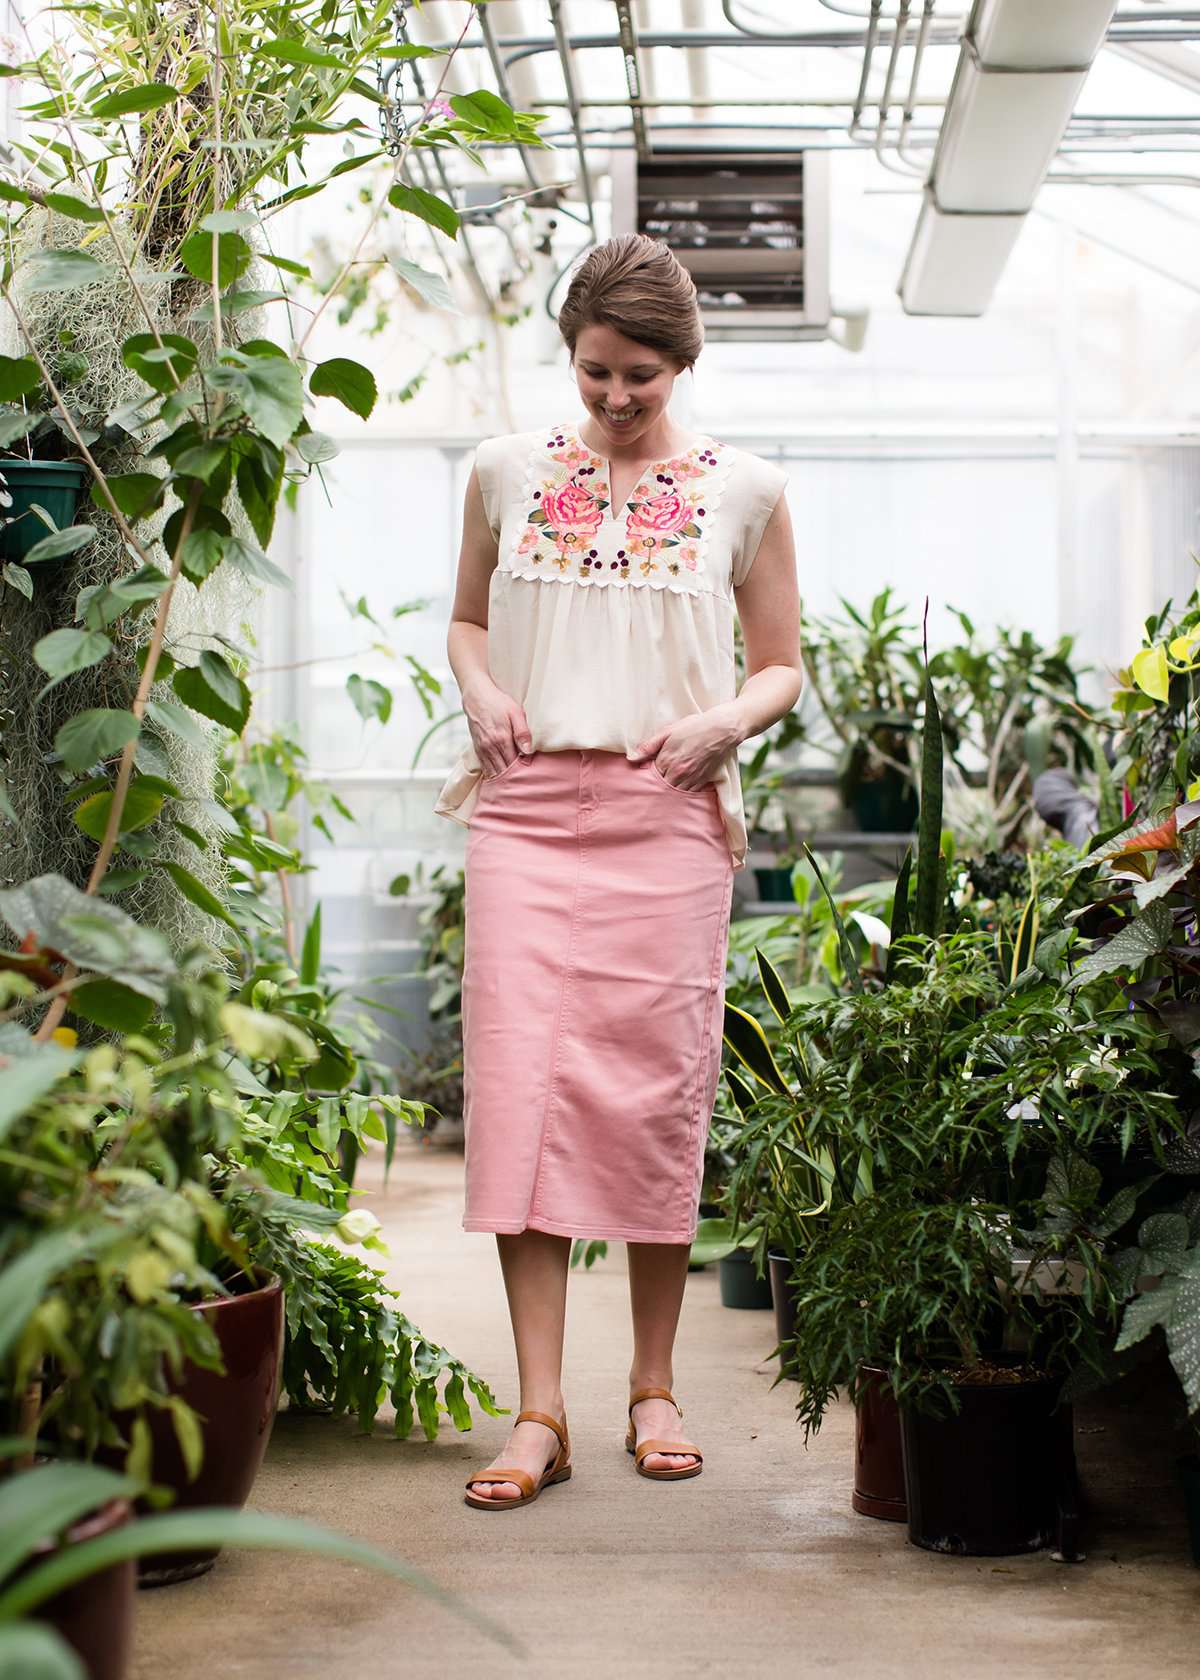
(547, 0, 598, 237)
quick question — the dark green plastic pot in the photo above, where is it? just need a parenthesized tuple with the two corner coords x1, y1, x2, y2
(753, 865, 797, 903)
(0, 459, 88, 560)
(718, 1247, 773, 1310)
(849, 767, 918, 835)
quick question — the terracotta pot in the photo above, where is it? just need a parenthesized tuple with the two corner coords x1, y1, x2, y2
(138, 1272, 284, 1587)
(900, 1369, 1075, 1557)
(852, 1364, 907, 1523)
(33, 1497, 135, 1680)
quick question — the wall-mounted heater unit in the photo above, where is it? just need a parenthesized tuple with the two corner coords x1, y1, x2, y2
(611, 150, 831, 342)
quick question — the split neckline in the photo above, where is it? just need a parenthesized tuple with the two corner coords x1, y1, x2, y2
(562, 421, 722, 526)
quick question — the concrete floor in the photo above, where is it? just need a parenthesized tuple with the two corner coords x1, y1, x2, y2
(132, 1140, 1198, 1680)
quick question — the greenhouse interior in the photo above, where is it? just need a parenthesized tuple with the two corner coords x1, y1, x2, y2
(5, 0, 1200, 1676)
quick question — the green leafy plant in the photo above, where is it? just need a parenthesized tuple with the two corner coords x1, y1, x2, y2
(0, 1454, 511, 1677)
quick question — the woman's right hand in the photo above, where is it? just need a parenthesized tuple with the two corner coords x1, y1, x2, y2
(464, 677, 533, 779)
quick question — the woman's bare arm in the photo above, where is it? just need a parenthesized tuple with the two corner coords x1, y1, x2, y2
(728, 491, 804, 737)
(634, 491, 803, 789)
(446, 466, 533, 778)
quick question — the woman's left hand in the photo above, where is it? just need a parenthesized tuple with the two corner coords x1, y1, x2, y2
(631, 704, 743, 792)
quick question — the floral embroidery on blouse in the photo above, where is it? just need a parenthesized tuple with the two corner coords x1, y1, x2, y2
(510, 424, 728, 588)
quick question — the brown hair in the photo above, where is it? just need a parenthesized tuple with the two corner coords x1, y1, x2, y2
(557, 233, 704, 370)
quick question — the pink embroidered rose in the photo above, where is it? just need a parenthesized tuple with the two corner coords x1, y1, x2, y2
(627, 490, 691, 540)
(517, 527, 541, 555)
(677, 542, 700, 571)
(541, 480, 603, 544)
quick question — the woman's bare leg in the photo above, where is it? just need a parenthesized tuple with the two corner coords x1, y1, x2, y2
(467, 1229, 572, 1500)
(627, 1241, 700, 1473)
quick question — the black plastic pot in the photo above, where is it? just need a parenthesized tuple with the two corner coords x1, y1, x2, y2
(33, 1497, 135, 1680)
(753, 865, 796, 903)
(0, 459, 88, 561)
(718, 1247, 773, 1309)
(853, 1365, 907, 1523)
(1180, 1454, 1200, 1565)
(849, 767, 918, 835)
(767, 1250, 799, 1369)
(900, 1370, 1076, 1557)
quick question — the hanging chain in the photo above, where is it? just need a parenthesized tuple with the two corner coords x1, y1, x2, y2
(376, 0, 417, 157)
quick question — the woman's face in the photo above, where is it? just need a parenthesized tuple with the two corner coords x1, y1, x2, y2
(572, 322, 682, 450)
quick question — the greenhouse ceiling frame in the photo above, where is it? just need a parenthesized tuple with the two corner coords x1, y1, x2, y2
(409, 1, 1200, 317)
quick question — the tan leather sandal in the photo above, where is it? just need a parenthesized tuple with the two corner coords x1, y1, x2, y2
(463, 1410, 572, 1511)
(625, 1387, 704, 1481)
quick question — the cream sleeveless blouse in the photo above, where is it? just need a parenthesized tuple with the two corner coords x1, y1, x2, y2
(433, 420, 789, 870)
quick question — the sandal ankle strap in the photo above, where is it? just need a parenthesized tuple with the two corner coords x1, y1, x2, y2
(629, 1386, 682, 1418)
(516, 1408, 568, 1447)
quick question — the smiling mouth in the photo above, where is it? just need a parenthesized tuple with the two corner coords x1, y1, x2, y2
(600, 405, 641, 426)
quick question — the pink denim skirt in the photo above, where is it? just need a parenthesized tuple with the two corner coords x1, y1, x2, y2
(461, 748, 735, 1244)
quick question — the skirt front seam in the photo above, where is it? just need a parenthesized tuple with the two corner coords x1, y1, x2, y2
(676, 866, 735, 1236)
(527, 761, 588, 1227)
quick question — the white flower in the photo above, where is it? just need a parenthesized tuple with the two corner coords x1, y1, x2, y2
(335, 1208, 382, 1246)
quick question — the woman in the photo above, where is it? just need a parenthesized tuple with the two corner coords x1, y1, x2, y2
(434, 233, 802, 1509)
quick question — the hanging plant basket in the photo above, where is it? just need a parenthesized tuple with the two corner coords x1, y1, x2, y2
(0, 459, 89, 561)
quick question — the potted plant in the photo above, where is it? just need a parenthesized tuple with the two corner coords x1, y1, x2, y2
(0, 363, 98, 565)
(774, 931, 1177, 1556)
(0, 1452, 508, 1679)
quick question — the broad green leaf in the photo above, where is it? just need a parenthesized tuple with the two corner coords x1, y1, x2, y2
(258, 38, 351, 69)
(179, 228, 253, 289)
(388, 255, 459, 312)
(223, 535, 289, 589)
(69, 977, 156, 1032)
(180, 528, 226, 585)
(754, 945, 792, 1027)
(200, 209, 259, 234)
(346, 673, 392, 725)
(1131, 644, 1171, 703)
(0, 873, 174, 999)
(159, 860, 239, 933)
(0, 1231, 100, 1360)
(1068, 898, 1174, 989)
(1, 562, 31, 599)
(54, 707, 139, 772)
(309, 358, 377, 420)
(33, 628, 110, 690)
(121, 332, 197, 393)
(42, 192, 104, 224)
(0, 354, 41, 399)
(23, 251, 109, 293)
(72, 783, 163, 841)
(91, 471, 164, 520)
(207, 355, 303, 448)
(172, 655, 249, 733)
(0, 1623, 85, 1680)
(90, 82, 180, 118)
(0, 1041, 79, 1139)
(295, 430, 338, 464)
(0, 409, 36, 448)
(387, 181, 459, 241)
(23, 525, 96, 564)
(145, 698, 211, 750)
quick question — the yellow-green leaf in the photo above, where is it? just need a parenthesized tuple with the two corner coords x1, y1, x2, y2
(1131, 645, 1170, 704)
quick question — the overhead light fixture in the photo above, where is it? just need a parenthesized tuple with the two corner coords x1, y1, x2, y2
(899, 193, 1026, 316)
(899, 0, 1118, 315)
